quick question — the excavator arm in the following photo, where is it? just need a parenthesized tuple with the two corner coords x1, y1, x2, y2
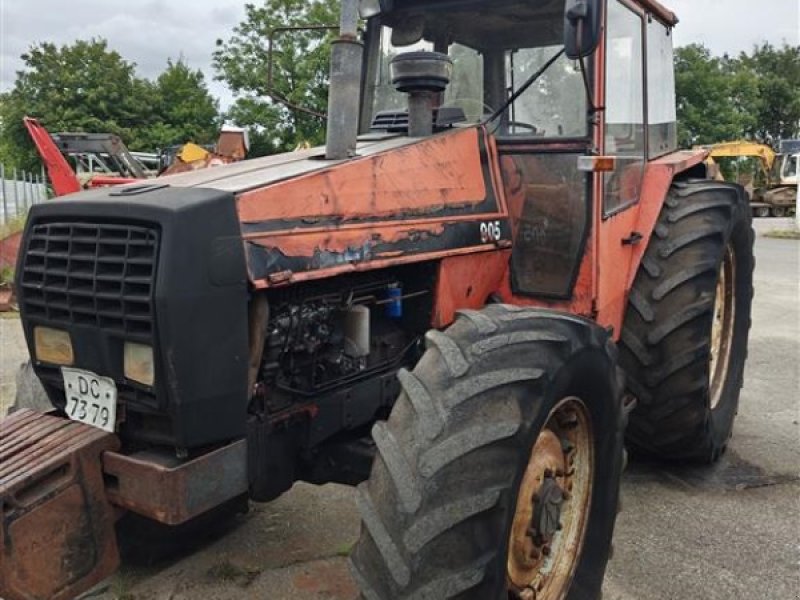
(23, 117, 141, 197)
(22, 117, 82, 197)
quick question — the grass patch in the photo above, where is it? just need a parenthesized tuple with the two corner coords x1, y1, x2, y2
(207, 560, 262, 587)
(0, 213, 27, 239)
(763, 229, 800, 240)
(334, 541, 356, 557)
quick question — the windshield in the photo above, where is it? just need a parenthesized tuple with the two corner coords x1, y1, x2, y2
(783, 155, 798, 180)
(365, 1, 588, 138)
(370, 28, 485, 123)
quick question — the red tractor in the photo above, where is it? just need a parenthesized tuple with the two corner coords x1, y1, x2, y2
(4, 1, 753, 599)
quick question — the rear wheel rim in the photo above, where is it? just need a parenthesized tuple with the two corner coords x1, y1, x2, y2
(507, 397, 594, 600)
(709, 245, 736, 410)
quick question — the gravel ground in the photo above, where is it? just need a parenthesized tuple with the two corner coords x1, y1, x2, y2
(0, 314, 27, 416)
(2, 216, 798, 599)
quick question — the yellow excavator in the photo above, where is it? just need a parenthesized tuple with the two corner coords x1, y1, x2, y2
(704, 141, 797, 217)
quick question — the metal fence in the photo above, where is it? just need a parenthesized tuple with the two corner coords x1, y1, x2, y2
(0, 165, 48, 226)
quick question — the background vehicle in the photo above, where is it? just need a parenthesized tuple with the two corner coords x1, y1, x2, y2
(763, 139, 800, 217)
(23, 116, 249, 196)
(704, 140, 797, 217)
(2, 1, 754, 599)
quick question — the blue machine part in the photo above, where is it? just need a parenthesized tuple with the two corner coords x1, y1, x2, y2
(385, 285, 403, 318)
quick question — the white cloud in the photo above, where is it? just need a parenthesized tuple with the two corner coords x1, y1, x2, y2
(0, 0, 245, 107)
(0, 0, 797, 111)
(669, 0, 799, 56)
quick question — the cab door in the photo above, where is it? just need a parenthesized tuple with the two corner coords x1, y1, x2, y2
(595, 0, 648, 329)
(489, 44, 595, 311)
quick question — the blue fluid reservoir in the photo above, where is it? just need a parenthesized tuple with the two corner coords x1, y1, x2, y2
(386, 285, 403, 318)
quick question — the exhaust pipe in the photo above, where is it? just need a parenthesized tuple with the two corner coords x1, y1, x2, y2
(325, 0, 364, 160)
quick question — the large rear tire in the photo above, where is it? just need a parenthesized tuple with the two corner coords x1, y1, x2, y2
(350, 306, 625, 599)
(620, 181, 754, 462)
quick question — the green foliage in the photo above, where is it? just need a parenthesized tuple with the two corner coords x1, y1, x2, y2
(675, 43, 800, 147)
(738, 43, 800, 143)
(0, 39, 220, 171)
(675, 45, 756, 147)
(213, 0, 340, 155)
(136, 59, 220, 149)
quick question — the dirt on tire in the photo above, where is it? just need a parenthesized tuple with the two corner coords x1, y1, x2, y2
(350, 305, 626, 599)
(620, 180, 754, 463)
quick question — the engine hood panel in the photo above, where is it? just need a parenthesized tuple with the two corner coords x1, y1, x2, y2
(158, 132, 415, 194)
(233, 126, 511, 287)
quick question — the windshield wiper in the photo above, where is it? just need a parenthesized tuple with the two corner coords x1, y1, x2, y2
(483, 48, 566, 126)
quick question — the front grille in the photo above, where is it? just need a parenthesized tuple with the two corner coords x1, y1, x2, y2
(21, 221, 159, 339)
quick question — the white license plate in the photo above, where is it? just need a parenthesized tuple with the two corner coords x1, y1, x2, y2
(61, 367, 117, 432)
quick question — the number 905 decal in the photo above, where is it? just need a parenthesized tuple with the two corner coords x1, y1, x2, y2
(480, 221, 502, 243)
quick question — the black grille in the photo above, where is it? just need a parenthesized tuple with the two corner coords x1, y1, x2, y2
(21, 221, 159, 339)
(370, 107, 467, 133)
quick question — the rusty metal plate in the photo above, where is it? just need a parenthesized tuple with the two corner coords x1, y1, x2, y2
(0, 409, 120, 600)
(103, 439, 247, 525)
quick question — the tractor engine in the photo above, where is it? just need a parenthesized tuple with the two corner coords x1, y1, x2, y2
(263, 277, 420, 392)
(246, 266, 436, 501)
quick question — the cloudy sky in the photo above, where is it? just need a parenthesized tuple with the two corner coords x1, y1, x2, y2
(1, 0, 798, 110)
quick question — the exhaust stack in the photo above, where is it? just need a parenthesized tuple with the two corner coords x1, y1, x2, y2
(325, 0, 364, 160)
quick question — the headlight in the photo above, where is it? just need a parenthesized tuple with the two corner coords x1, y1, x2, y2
(124, 342, 155, 386)
(34, 327, 74, 365)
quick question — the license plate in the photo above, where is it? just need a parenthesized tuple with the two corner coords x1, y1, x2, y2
(61, 368, 117, 432)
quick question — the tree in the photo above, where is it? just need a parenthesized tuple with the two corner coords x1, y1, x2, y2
(0, 40, 222, 171)
(213, 0, 339, 154)
(135, 59, 220, 150)
(674, 42, 800, 148)
(737, 43, 800, 144)
(0, 39, 151, 171)
(674, 44, 757, 147)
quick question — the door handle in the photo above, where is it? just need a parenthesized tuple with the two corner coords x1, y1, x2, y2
(622, 231, 643, 246)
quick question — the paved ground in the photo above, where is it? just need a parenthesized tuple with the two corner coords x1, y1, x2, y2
(1, 217, 798, 599)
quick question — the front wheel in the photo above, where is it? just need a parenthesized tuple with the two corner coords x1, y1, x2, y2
(350, 306, 625, 599)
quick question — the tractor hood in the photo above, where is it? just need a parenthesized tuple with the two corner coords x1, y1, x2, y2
(25, 126, 509, 290)
(209, 126, 509, 288)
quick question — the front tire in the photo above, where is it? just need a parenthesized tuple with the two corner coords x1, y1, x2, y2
(350, 306, 625, 599)
(620, 181, 754, 462)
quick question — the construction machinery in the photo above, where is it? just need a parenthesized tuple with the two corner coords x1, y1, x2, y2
(4, 1, 754, 599)
(23, 117, 249, 196)
(22, 117, 139, 196)
(764, 139, 800, 217)
(705, 140, 797, 217)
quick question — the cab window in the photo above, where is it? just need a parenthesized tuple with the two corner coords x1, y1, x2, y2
(604, 0, 646, 215)
(647, 17, 678, 157)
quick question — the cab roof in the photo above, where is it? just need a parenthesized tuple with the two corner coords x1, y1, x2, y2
(385, 0, 678, 27)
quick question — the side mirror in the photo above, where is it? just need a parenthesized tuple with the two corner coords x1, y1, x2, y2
(391, 16, 425, 46)
(359, 0, 393, 18)
(564, 0, 602, 60)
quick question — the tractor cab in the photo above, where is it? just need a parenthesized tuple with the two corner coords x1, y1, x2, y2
(357, 0, 680, 319)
